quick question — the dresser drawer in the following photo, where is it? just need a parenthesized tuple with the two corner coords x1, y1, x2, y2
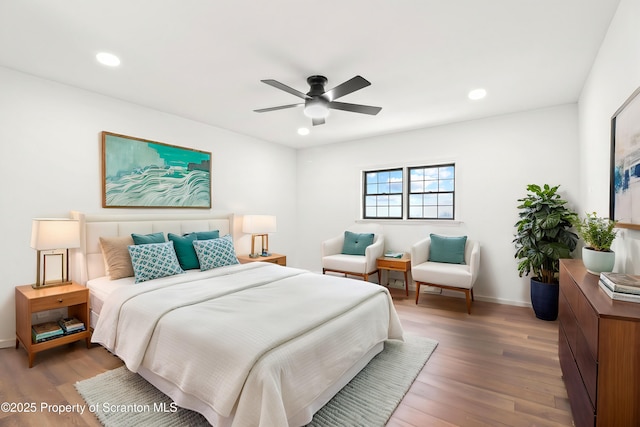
(559, 290, 577, 351)
(559, 328, 596, 427)
(575, 328, 597, 407)
(31, 290, 87, 312)
(560, 270, 599, 359)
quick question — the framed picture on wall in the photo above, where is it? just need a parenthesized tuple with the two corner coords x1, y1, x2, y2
(610, 86, 640, 230)
(101, 131, 211, 208)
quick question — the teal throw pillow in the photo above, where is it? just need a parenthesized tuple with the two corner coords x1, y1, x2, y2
(193, 230, 220, 240)
(341, 231, 375, 256)
(131, 232, 165, 245)
(127, 241, 185, 283)
(428, 234, 467, 264)
(168, 233, 199, 270)
(192, 234, 239, 271)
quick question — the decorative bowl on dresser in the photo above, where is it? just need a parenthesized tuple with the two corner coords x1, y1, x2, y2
(558, 259, 640, 427)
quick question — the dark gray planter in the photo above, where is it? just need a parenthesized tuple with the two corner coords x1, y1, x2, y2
(530, 277, 559, 321)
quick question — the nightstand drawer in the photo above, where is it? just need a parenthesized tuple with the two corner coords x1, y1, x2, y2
(377, 259, 399, 269)
(31, 290, 87, 312)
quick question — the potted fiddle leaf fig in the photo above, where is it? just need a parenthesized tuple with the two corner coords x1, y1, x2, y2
(573, 212, 617, 275)
(513, 184, 578, 320)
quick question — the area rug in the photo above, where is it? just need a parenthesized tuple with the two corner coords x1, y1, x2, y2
(75, 335, 437, 427)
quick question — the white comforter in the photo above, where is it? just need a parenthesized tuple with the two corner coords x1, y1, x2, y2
(92, 263, 404, 427)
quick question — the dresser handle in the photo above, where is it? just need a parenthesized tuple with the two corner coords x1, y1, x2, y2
(58, 299, 63, 303)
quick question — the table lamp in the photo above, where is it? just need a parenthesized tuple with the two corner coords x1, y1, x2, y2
(242, 215, 277, 258)
(30, 218, 80, 288)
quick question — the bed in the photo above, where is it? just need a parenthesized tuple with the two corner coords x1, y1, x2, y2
(70, 211, 404, 427)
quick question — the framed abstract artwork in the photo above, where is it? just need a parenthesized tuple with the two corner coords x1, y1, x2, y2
(610, 86, 640, 230)
(101, 132, 211, 208)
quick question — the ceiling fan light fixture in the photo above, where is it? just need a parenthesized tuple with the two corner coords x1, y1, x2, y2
(96, 52, 121, 67)
(468, 88, 487, 100)
(303, 99, 329, 119)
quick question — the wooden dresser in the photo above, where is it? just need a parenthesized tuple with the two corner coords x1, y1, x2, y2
(558, 259, 640, 427)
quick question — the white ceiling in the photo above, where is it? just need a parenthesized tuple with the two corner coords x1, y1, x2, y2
(0, 1, 621, 149)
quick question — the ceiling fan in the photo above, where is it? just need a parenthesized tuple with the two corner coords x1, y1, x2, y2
(254, 75, 382, 126)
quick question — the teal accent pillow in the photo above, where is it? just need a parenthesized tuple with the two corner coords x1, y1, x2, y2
(127, 241, 185, 283)
(341, 231, 375, 256)
(193, 230, 219, 240)
(131, 232, 165, 245)
(193, 235, 239, 271)
(168, 233, 199, 270)
(428, 234, 467, 264)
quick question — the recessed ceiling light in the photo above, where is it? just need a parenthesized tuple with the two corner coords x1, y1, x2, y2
(468, 88, 487, 100)
(297, 127, 310, 136)
(96, 52, 121, 67)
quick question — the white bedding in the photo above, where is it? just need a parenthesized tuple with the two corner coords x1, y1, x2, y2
(92, 262, 404, 427)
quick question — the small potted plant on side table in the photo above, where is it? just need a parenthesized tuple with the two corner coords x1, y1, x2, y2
(573, 212, 617, 275)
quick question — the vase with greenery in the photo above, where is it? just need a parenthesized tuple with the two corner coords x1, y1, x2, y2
(513, 184, 578, 320)
(573, 212, 617, 274)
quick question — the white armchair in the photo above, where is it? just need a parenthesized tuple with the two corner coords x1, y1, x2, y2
(411, 235, 480, 314)
(321, 224, 384, 282)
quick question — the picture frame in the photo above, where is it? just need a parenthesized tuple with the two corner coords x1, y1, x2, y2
(101, 131, 211, 208)
(610, 86, 640, 230)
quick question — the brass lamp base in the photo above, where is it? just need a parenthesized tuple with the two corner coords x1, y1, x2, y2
(32, 280, 73, 289)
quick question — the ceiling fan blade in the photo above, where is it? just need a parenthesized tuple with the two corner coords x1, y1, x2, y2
(312, 117, 325, 126)
(253, 103, 303, 113)
(328, 101, 382, 115)
(324, 76, 371, 101)
(261, 79, 310, 100)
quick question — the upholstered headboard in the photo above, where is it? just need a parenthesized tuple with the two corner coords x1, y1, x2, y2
(70, 211, 235, 284)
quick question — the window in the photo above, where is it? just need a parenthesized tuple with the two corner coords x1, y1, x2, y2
(363, 168, 403, 219)
(362, 163, 456, 220)
(408, 164, 455, 219)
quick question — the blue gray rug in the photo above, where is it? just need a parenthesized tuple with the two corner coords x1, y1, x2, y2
(75, 335, 437, 426)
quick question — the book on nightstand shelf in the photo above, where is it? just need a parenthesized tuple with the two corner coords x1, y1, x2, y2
(32, 321, 64, 343)
(598, 280, 640, 303)
(58, 317, 85, 333)
(600, 272, 640, 295)
(384, 252, 404, 258)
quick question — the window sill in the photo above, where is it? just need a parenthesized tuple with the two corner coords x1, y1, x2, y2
(357, 219, 463, 226)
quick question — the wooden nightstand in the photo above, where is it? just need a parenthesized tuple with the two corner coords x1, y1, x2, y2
(237, 253, 286, 266)
(15, 282, 91, 368)
(377, 255, 411, 296)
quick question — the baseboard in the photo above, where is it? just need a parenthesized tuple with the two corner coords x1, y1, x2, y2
(0, 337, 15, 349)
(434, 289, 532, 308)
(311, 268, 531, 308)
(474, 295, 531, 308)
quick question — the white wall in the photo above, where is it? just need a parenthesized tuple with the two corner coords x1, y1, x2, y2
(296, 104, 580, 306)
(0, 67, 297, 347)
(578, 0, 640, 273)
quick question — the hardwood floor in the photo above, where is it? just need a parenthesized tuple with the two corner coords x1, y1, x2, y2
(0, 290, 573, 427)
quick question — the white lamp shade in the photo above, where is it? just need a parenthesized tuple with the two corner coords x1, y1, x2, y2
(242, 215, 277, 234)
(30, 219, 80, 250)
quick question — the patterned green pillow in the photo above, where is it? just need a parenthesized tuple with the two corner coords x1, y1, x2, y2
(192, 234, 239, 271)
(128, 241, 185, 283)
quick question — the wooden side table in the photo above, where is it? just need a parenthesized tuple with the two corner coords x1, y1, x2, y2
(377, 255, 411, 296)
(237, 253, 286, 266)
(15, 282, 91, 368)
